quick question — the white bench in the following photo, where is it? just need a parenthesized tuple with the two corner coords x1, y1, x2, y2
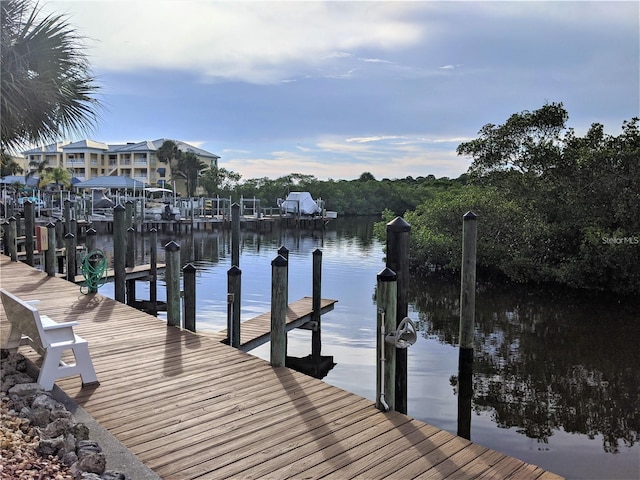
(1, 288, 99, 391)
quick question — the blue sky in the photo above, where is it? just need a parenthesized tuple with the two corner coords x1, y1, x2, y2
(43, 1, 639, 181)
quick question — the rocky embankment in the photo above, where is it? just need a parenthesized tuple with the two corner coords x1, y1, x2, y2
(0, 351, 129, 480)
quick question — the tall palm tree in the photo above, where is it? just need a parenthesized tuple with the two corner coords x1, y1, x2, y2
(175, 152, 208, 197)
(39, 166, 71, 191)
(26, 157, 48, 181)
(156, 139, 182, 182)
(1, 0, 101, 153)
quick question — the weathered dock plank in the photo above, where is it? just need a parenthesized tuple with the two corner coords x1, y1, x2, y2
(0, 255, 564, 479)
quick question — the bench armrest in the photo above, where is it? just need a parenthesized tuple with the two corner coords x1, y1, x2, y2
(25, 300, 41, 306)
(43, 321, 80, 330)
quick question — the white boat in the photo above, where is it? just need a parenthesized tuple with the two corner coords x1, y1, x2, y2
(278, 192, 322, 216)
(144, 187, 181, 221)
(277, 192, 338, 221)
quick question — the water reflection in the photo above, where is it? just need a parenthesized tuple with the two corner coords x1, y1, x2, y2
(409, 277, 640, 454)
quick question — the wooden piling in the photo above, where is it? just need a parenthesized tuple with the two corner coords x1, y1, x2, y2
(231, 203, 240, 267)
(376, 267, 397, 412)
(311, 248, 322, 362)
(113, 205, 126, 303)
(85, 228, 98, 293)
(278, 245, 289, 305)
(7, 217, 17, 262)
(125, 200, 134, 231)
(165, 241, 181, 328)
(270, 254, 288, 367)
(65, 233, 76, 282)
(149, 228, 158, 316)
(1, 221, 8, 256)
(126, 227, 135, 268)
(183, 263, 196, 332)
(386, 216, 411, 414)
(86, 227, 96, 253)
(458, 211, 477, 440)
(70, 218, 77, 239)
(227, 266, 241, 348)
(23, 201, 35, 266)
(64, 199, 72, 235)
(45, 222, 56, 277)
(55, 218, 64, 247)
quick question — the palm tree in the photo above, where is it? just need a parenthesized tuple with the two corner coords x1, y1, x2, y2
(175, 152, 208, 197)
(0, 148, 23, 176)
(156, 140, 182, 182)
(26, 157, 48, 182)
(1, 0, 101, 153)
(39, 166, 71, 191)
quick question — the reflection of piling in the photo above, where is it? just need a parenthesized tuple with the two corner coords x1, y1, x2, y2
(165, 241, 181, 327)
(376, 267, 397, 412)
(183, 263, 196, 332)
(386, 216, 411, 414)
(227, 266, 241, 348)
(113, 205, 126, 303)
(24, 202, 35, 266)
(458, 211, 477, 440)
(270, 254, 288, 367)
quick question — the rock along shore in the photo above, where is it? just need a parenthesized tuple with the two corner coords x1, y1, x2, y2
(1, 351, 159, 480)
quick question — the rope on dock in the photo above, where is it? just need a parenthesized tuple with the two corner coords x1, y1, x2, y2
(80, 249, 108, 294)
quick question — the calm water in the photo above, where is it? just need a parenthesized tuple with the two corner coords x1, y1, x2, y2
(92, 217, 639, 480)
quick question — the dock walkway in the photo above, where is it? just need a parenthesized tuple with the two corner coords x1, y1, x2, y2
(218, 296, 337, 351)
(0, 256, 563, 479)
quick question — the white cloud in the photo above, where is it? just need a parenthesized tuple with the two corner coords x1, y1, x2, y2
(345, 136, 407, 144)
(359, 58, 393, 64)
(47, 1, 425, 84)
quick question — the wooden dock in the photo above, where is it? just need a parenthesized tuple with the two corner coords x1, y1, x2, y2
(0, 255, 563, 479)
(60, 263, 167, 285)
(218, 296, 337, 351)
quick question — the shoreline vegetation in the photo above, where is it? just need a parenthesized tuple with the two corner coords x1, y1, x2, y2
(227, 103, 638, 297)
